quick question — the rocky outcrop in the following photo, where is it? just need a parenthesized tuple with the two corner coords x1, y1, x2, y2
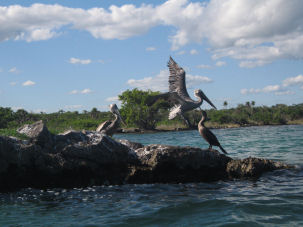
(0, 121, 292, 191)
(226, 157, 290, 178)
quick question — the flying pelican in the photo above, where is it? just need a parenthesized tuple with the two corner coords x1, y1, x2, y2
(147, 56, 216, 127)
(198, 110, 227, 154)
(96, 104, 125, 136)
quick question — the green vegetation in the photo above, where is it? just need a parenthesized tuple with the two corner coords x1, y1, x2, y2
(1, 90, 303, 138)
(119, 89, 170, 130)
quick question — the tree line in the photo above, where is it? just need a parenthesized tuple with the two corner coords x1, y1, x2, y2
(1, 89, 303, 134)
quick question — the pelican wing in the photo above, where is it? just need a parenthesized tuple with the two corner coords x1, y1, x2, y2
(96, 120, 112, 132)
(168, 57, 192, 102)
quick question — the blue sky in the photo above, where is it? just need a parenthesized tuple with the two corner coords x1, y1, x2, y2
(0, 0, 302, 113)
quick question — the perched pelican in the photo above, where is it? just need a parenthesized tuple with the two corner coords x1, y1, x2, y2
(147, 57, 216, 127)
(96, 104, 125, 136)
(198, 110, 227, 154)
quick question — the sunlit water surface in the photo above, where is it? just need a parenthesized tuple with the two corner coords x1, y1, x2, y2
(1, 125, 303, 226)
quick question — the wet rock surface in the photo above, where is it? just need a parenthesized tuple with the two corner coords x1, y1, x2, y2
(0, 121, 292, 191)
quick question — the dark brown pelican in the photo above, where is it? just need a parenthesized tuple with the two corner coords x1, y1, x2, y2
(198, 110, 227, 154)
(96, 104, 125, 136)
(147, 57, 216, 127)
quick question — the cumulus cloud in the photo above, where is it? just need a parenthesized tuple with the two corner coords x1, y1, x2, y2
(69, 57, 91, 65)
(242, 74, 303, 95)
(106, 96, 119, 102)
(81, 88, 93, 94)
(282, 75, 303, 87)
(241, 85, 281, 95)
(22, 80, 35, 86)
(241, 84, 294, 96)
(128, 70, 168, 92)
(176, 50, 186, 55)
(69, 88, 93, 94)
(1, 1, 303, 66)
(9, 67, 19, 73)
(146, 46, 156, 51)
(69, 90, 78, 95)
(215, 61, 226, 67)
(64, 105, 84, 110)
(197, 64, 211, 69)
(190, 49, 198, 55)
(127, 69, 212, 92)
(275, 91, 295, 95)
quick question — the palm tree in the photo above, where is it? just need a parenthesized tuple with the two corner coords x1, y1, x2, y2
(223, 101, 228, 109)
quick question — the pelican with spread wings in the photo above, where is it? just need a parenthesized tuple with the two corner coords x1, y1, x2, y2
(147, 57, 216, 127)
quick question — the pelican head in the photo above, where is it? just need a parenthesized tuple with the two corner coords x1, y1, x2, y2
(109, 104, 120, 115)
(201, 110, 210, 122)
(194, 89, 217, 109)
(109, 104, 126, 126)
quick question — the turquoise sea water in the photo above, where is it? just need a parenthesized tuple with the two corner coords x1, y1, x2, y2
(1, 125, 303, 226)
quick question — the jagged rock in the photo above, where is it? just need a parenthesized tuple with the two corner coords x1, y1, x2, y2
(127, 145, 232, 183)
(0, 122, 137, 191)
(118, 139, 144, 150)
(226, 157, 291, 178)
(17, 120, 53, 147)
(0, 121, 292, 191)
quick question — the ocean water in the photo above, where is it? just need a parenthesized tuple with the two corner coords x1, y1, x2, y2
(1, 125, 303, 226)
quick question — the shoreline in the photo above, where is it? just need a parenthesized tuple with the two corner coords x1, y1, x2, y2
(117, 122, 303, 134)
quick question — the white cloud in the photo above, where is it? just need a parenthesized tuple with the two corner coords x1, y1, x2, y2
(146, 46, 156, 51)
(1, 1, 303, 66)
(9, 67, 19, 73)
(127, 69, 212, 92)
(176, 50, 186, 55)
(128, 70, 168, 92)
(106, 96, 119, 102)
(69, 57, 91, 65)
(241, 85, 281, 95)
(197, 64, 211, 69)
(215, 61, 226, 67)
(98, 59, 105, 64)
(69, 90, 78, 94)
(65, 105, 84, 110)
(282, 75, 303, 87)
(10, 81, 17, 86)
(275, 91, 295, 95)
(22, 80, 35, 86)
(69, 88, 93, 94)
(81, 88, 92, 94)
(190, 49, 198, 55)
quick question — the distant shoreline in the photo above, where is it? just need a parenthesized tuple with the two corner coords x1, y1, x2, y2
(118, 122, 303, 134)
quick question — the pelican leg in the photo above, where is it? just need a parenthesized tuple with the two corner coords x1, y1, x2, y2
(180, 114, 192, 128)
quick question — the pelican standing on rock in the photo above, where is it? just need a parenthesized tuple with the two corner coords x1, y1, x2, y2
(96, 104, 125, 136)
(198, 110, 227, 154)
(147, 57, 216, 127)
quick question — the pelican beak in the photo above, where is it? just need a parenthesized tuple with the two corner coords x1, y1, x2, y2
(201, 91, 217, 109)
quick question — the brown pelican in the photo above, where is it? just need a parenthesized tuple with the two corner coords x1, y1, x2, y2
(96, 104, 125, 136)
(147, 57, 216, 127)
(198, 110, 227, 154)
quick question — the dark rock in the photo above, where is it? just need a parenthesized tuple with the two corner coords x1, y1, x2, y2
(127, 145, 232, 183)
(118, 139, 144, 150)
(0, 122, 137, 191)
(0, 121, 292, 191)
(17, 120, 53, 147)
(226, 157, 292, 178)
